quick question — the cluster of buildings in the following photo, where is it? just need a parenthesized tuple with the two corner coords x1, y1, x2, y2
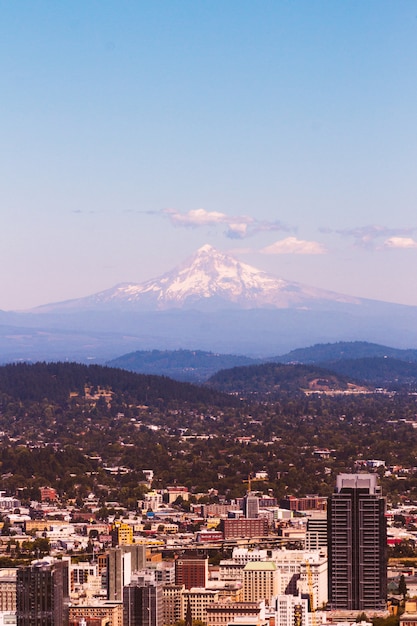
(0, 472, 398, 625)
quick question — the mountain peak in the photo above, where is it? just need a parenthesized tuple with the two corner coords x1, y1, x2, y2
(196, 243, 217, 254)
(32, 245, 361, 313)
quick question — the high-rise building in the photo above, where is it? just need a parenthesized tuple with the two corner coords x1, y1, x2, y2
(243, 494, 259, 519)
(107, 545, 146, 601)
(175, 553, 208, 590)
(242, 562, 278, 604)
(328, 473, 387, 610)
(123, 571, 163, 626)
(16, 558, 69, 625)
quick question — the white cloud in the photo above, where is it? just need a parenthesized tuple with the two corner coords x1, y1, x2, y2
(261, 236, 326, 255)
(164, 208, 228, 227)
(384, 236, 417, 249)
(323, 225, 416, 249)
(162, 208, 289, 239)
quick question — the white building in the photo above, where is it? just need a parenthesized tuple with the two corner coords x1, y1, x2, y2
(273, 594, 309, 626)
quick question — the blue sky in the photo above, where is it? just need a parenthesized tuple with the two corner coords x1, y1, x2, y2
(1, 1, 416, 309)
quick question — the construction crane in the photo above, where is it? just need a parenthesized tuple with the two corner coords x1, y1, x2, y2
(305, 560, 317, 626)
(242, 473, 264, 492)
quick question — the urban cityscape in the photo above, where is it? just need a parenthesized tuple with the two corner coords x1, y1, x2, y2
(1, 2, 416, 625)
(0, 467, 414, 626)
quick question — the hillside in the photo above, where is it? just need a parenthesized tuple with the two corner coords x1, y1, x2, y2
(207, 362, 365, 398)
(321, 357, 417, 390)
(276, 341, 417, 364)
(107, 349, 257, 382)
(0, 362, 238, 407)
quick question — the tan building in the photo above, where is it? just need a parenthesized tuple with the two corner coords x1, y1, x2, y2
(167, 486, 189, 504)
(400, 601, 417, 626)
(242, 562, 278, 605)
(69, 600, 123, 626)
(182, 588, 220, 623)
(0, 568, 16, 612)
(163, 584, 185, 625)
(206, 600, 265, 626)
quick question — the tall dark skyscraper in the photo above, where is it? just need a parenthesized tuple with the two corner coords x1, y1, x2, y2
(123, 572, 163, 626)
(328, 473, 387, 611)
(16, 559, 69, 625)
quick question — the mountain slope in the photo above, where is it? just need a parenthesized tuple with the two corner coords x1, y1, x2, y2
(31, 244, 361, 313)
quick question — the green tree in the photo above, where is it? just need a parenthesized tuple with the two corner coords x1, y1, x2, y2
(398, 574, 408, 600)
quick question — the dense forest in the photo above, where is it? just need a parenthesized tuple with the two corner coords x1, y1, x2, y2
(0, 362, 416, 507)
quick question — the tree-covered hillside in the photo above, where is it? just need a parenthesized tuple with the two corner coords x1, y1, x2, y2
(207, 362, 361, 397)
(107, 349, 257, 382)
(0, 362, 237, 406)
(276, 341, 417, 364)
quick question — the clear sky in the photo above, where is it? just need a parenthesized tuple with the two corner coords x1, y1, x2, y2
(1, 1, 416, 310)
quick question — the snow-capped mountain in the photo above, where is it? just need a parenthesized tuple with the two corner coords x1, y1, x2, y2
(2, 244, 417, 361)
(33, 244, 361, 312)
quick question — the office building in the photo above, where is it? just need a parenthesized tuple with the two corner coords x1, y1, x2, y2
(242, 562, 278, 604)
(273, 595, 309, 626)
(206, 600, 265, 626)
(305, 515, 328, 551)
(243, 494, 259, 519)
(107, 545, 146, 602)
(0, 568, 16, 612)
(123, 572, 163, 626)
(163, 584, 185, 626)
(328, 473, 387, 610)
(69, 600, 123, 626)
(222, 519, 268, 540)
(111, 521, 133, 547)
(16, 559, 69, 625)
(175, 553, 208, 590)
(182, 589, 219, 624)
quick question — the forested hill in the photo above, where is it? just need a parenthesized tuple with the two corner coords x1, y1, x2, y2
(320, 357, 417, 390)
(276, 341, 417, 364)
(0, 362, 238, 407)
(107, 349, 257, 382)
(207, 362, 364, 397)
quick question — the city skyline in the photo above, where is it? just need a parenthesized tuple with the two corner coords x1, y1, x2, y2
(1, 2, 416, 310)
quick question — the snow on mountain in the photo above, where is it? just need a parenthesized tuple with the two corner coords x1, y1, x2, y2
(33, 244, 362, 313)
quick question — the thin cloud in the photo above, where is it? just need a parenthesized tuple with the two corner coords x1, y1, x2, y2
(384, 236, 417, 249)
(261, 236, 326, 255)
(162, 208, 289, 239)
(322, 225, 416, 248)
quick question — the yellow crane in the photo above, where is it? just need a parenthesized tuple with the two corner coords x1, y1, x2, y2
(305, 560, 317, 626)
(242, 473, 264, 492)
